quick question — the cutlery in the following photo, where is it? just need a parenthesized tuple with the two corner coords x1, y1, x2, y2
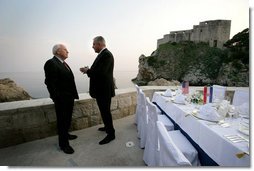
(224, 134, 249, 143)
(232, 139, 246, 143)
(224, 134, 238, 138)
(220, 123, 230, 128)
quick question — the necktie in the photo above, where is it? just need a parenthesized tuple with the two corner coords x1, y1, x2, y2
(63, 61, 70, 71)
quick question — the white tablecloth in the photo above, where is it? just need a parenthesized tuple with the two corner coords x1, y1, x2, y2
(152, 92, 250, 167)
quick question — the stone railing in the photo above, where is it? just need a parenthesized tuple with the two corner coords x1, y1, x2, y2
(0, 86, 248, 148)
(0, 88, 138, 148)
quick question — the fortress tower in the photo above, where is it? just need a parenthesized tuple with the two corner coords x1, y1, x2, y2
(157, 20, 231, 49)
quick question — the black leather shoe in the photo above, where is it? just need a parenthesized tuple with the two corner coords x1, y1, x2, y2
(99, 134, 115, 145)
(60, 145, 74, 154)
(98, 127, 106, 131)
(68, 134, 78, 140)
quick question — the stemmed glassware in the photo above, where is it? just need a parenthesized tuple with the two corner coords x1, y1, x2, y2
(227, 105, 236, 124)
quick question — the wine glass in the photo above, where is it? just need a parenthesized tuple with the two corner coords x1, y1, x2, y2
(225, 96, 232, 104)
(227, 105, 235, 124)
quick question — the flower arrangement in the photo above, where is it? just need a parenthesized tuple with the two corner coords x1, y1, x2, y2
(188, 91, 203, 104)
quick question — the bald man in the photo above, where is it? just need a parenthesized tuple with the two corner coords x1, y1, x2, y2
(80, 36, 115, 145)
(44, 44, 79, 154)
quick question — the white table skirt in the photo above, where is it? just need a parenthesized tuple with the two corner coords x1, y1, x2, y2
(152, 92, 250, 167)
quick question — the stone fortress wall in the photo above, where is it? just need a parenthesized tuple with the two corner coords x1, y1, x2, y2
(157, 20, 231, 49)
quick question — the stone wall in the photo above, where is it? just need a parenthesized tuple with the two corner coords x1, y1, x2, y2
(0, 88, 139, 148)
(0, 86, 247, 148)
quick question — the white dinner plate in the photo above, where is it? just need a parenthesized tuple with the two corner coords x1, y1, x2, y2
(173, 100, 186, 105)
(239, 114, 250, 119)
(162, 94, 172, 97)
(192, 113, 220, 123)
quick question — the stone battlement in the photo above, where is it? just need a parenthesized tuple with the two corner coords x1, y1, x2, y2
(157, 20, 231, 49)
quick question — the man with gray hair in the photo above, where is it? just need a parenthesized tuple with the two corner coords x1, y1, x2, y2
(44, 44, 79, 154)
(80, 36, 116, 145)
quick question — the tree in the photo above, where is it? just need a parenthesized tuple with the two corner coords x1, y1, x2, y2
(224, 28, 249, 64)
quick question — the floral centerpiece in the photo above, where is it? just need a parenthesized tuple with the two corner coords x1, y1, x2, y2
(187, 91, 203, 104)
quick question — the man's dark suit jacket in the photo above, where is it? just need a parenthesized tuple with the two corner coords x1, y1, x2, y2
(87, 48, 115, 98)
(44, 56, 79, 101)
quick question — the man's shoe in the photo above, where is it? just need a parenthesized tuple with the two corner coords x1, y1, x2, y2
(60, 145, 74, 154)
(98, 127, 106, 131)
(99, 134, 115, 145)
(68, 134, 78, 140)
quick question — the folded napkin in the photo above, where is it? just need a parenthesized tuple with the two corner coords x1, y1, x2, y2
(176, 88, 182, 95)
(217, 100, 230, 118)
(217, 106, 228, 118)
(236, 102, 249, 117)
(164, 89, 173, 97)
(174, 94, 186, 104)
(199, 103, 221, 121)
(220, 100, 230, 107)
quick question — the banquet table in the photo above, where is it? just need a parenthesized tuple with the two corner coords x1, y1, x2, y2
(152, 91, 250, 167)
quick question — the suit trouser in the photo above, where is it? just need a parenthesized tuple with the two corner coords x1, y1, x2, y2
(54, 98, 74, 147)
(96, 96, 115, 135)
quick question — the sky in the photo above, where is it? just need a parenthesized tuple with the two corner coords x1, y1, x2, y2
(0, 0, 250, 73)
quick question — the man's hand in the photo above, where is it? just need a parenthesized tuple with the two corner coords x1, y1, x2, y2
(80, 66, 89, 74)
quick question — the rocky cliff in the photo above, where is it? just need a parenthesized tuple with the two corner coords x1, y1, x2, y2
(0, 78, 31, 102)
(133, 28, 249, 87)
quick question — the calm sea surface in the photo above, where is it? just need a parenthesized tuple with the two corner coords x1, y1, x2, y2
(0, 71, 138, 98)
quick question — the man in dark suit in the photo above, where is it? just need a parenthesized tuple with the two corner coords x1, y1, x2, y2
(80, 36, 115, 145)
(44, 44, 79, 154)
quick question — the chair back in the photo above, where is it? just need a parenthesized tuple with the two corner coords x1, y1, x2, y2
(212, 85, 226, 102)
(138, 90, 148, 148)
(135, 85, 141, 125)
(146, 98, 159, 126)
(139, 90, 147, 113)
(143, 97, 160, 166)
(232, 89, 249, 106)
(157, 121, 191, 166)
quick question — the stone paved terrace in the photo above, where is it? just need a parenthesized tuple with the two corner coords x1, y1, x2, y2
(0, 115, 146, 167)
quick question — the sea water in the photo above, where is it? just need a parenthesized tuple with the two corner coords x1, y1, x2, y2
(0, 71, 138, 98)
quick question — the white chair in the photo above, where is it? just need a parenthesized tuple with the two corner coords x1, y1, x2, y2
(134, 84, 141, 125)
(138, 90, 148, 148)
(212, 85, 226, 102)
(155, 104, 163, 114)
(157, 121, 191, 166)
(143, 98, 174, 166)
(148, 96, 174, 131)
(232, 89, 249, 106)
(168, 130, 200, 166)
(157, 121, 200, 166)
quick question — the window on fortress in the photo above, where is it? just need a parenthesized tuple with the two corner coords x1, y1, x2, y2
(200, 29, 202, 32)
(213, 40, 217, 47)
